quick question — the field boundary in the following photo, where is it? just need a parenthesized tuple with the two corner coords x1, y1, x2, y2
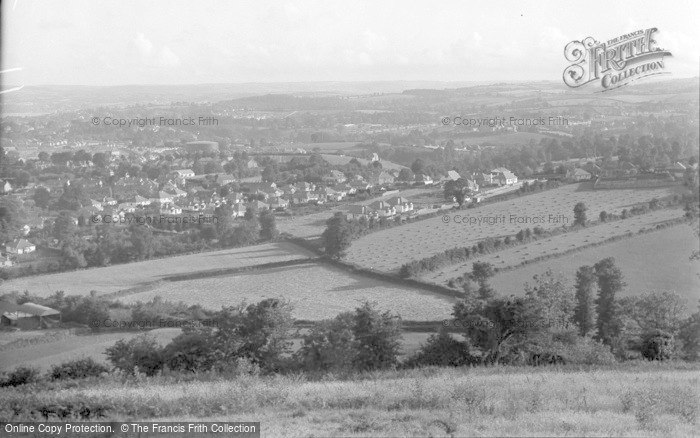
(443, 216, 692, 287)
(401, 200, 686, 280)
(495, 217, 691, 274)
(103, 257, 317, 300)
(317, 258, 463, 300)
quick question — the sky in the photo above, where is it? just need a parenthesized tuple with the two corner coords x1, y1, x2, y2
(2, 0, 699, 86)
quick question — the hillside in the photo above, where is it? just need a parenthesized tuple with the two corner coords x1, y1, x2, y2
(2, 364, 698, 437)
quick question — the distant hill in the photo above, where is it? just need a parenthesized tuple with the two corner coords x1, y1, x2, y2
(1, 81, 482, 112)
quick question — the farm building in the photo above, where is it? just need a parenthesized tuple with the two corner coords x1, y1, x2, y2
(322, 170, 347, 184)
(443, 170, 461, 182)
(476, 172, 497, 187)
(5, 238, 36, 255)
(384, 196, 414, 214)
(371, 171, 396, 185)
(347, 204, 373, 220)
(0, 180, 12, 194)
(414, 174, 433, 185)
(567, 168, 592, 181)
(1, 302, 61, 330)
(173, 169, 195, 179)
(491, 167, 518, 185)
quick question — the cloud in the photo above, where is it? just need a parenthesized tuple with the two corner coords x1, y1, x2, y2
(128, 33, 180, 68)
(132, 33, 154, 58)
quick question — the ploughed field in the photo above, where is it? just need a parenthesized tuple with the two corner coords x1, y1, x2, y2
(345, 183, 681, 273)
(420, 207, 686, 285)
(0, 242, 315, 297)
(114, 263, 455, 321)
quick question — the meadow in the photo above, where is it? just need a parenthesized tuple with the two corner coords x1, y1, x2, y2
(114, 263, 455, 322)
(277, 209, 343, 238)
(457, 132, 554, 146)
(490, 224, 700, 304)
(420, 207, 686, 285)
(0, 328, 179, 372)
(0, 242, 315, 297)
(345, 183, 682, 273)
(2, 364, 698, 437)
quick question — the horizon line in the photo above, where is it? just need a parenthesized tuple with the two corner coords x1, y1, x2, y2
(2, 75, 698, 89)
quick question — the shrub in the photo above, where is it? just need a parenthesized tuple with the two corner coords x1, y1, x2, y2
(105, 334, 164, 376)
(215, 298, 294, 372)
(295, 312, 356, 373)
(640, 330, 675, 361)
(557, 335, 616, 365)
(162, 328, 217, 372)
(65, 297, 110, 331)
(404, 329, 478, 368)
(49, 358, 108, 380)
(352, 302, 402, 371)
(679, 310, 700, 361)
(0, 366, 42, 387)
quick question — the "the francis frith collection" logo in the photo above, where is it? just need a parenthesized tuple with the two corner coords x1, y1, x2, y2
(563, 28, 672, 91)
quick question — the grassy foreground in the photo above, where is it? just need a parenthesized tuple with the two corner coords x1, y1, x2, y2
(2, 363, 699, 437)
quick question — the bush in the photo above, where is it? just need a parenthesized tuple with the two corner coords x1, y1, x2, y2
(162, 328, 217, 372)
(404, 329, 478, 368)
(0, 366, 42, 387)
(679, 310, 700, 361)
(557, 335, 616, 365)
(217, 298, 295, 372)
(640, 330, 675, 361)
(105, 334, 164, 376)
(49, 358, 109, 380)
(65, 297, 110, 331)
(295, 312, 356, 373)
(352, 302, 402, 371)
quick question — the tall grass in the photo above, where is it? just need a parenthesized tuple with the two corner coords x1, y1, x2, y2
(1, 362, 698, 436)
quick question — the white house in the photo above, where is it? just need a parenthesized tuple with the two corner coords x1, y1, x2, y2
(6, 239, 36, 255)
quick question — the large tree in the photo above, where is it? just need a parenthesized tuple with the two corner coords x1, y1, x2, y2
(321, 212, 353, 259)
(453, 296, 539, 364)
(130, 224, 155, 261)
(444, 179, 466, 205)
(524, 269, 575, 330)
(594, 258, 626, 344)
(259, 208, 278, 241)
(470, 261, 496, 300)
(573, 202, 588, 227)
(33, 187, 51, 210)
(351, 301, 402, 371)
(574, 265, 597, 336)
(0, 197, 26, 244)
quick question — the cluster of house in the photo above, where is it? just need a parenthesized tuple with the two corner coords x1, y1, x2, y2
(474, 168, 519, 187)
(2, 238, 37, 267)
(347, 196, 416, 221)
(550, 160, 697, 182)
